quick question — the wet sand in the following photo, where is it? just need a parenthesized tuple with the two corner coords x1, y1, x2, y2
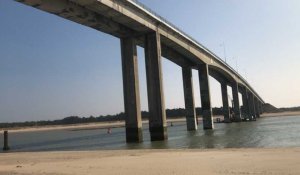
(1, 148, 300, 175)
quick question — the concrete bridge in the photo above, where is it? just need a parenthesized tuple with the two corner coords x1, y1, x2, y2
(16, 0, 265, 142)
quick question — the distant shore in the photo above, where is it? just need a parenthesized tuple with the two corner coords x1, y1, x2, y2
(261, 110, 300, 117)
(0, 118, 189, 133)
(1, 148, 300, 175)
(1, 111, 300, 133)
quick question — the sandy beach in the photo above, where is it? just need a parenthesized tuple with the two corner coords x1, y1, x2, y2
(1, 112, 300, 174)
(0, 148, 300, 175)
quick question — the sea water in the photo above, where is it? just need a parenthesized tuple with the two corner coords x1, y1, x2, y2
(1, 115, 300, 152)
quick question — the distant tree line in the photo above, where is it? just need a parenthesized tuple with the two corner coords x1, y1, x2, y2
(263, 103, 300, 113)
(1, 105, 299, 129)
(0, 107, 225, 129)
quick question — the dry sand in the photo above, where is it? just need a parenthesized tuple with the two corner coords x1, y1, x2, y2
(1, 148, 300, 175)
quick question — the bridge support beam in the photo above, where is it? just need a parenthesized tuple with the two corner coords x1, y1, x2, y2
(255, 98, 260, 118)
(241, 88, 251, 120)
(232, 81, 242, 122)
(182, 67, 198, 131)
(221, 83, 230, 123)
(145, 32, 168, 141)
(3, 131, 9, 151)
(198, 64, 214, 129)
(248, 92, 256, 120)
(121, 37, 143, 143)
(260, 103, 264, 114)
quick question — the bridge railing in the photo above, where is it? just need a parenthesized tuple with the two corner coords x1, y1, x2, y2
(130, 0, 231, 66)
(129, 0, 262, 101)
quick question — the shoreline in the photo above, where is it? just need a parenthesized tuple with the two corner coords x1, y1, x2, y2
(0, 118, 188, 133)
(0, 117, 216, 133)
(260, 110, 300, 117)
(1, 110, 300, 133)
(1, 147, 300, 175)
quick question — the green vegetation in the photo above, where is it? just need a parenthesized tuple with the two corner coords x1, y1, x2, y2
(263, 103, 300, 113)
(1, 104, 299, 129)
(0, 107, 225, 129)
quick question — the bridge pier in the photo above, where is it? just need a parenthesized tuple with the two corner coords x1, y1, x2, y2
(145, 32, 168, 141)
(198, 64, 214, 129)
(182, 67, 198, 131)
(120, 37, 143, 143)
(3, 131, 9, 151)
(255, 98, 260, 118)
(248, 92, 256, 120)
(231, 81, 242, 122)
(221, 82, 230, 123)
(241, 88, 251, 120)
(260, 102, 264, 114)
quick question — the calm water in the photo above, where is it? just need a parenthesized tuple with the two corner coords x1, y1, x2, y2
(1, 115, 300, 152)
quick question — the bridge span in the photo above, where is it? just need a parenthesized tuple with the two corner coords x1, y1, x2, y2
(16, 0, 265, 142)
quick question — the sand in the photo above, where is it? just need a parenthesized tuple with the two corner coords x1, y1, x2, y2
(261, 111, 300, 117)
(0, 117, 224, 133)
(0, 148, 300, 175)
(3, 110, 300, 133)
(1, 112, 300, 174)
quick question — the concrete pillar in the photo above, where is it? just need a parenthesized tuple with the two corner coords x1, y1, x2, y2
(198, 64, 214, 129)
(260, 102, 264, 114)
(3, 131, 9, 151)
(120, 37, 143, 143)
(241, 88, 251, 120)
(145, 32, 167, 141)
(182, 67, 198, 131)
(248, 92, 256, 120)
(221, 82, 230, 123)
(257, 101, 261, 115)
(255, 98, 260, 118)
(231, 81, 242, 122)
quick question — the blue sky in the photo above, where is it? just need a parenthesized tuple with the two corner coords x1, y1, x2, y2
(0, 0, 300, 122)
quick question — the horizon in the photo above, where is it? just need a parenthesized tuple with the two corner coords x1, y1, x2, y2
(1, 0, 300, 122)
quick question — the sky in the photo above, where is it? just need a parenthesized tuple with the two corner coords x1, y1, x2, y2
(0, 0, 300, 122)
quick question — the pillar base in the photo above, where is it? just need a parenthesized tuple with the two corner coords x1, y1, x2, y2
(150, 126, 168, 141)
(232, 117, 242, 122)
(126, 127, 143, 143)
(224, 118, 231, 123)
(3, 146, 10, 151)
(203, 119, 214, 130)
(186, 117, 198, 131)
(203, 110, 214, 130)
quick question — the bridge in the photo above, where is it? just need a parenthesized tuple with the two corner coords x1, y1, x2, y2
(16, 0, 265, 142)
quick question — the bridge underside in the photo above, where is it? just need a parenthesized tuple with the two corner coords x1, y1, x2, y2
(15, 0, 265, 142)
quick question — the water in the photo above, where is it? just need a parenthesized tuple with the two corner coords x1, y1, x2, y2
(1, 115, 300, 152)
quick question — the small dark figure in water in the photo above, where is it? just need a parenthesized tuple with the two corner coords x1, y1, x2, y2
(170, 122, 173, 127)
